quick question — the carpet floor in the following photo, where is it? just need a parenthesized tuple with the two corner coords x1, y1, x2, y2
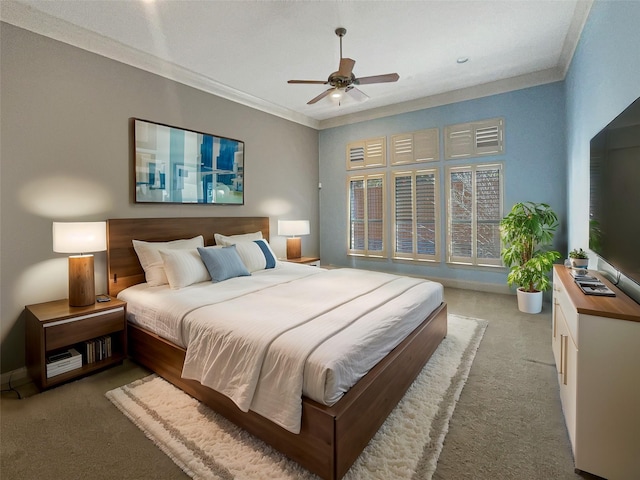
(105, 314, 487, 480)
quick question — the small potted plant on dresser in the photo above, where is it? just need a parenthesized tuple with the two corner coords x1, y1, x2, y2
(500, 202, 561, 314)
(568, 248, 589, 269)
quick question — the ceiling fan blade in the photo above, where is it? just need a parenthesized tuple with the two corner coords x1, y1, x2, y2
(288, 80, 328, 85)
(337, 58, 355, 78)
(355, 73, 399, 85)
(345, 86, 370, 102)
(307, 88, 335, 105)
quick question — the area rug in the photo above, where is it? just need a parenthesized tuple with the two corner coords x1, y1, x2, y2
(106, 314, 487, 480)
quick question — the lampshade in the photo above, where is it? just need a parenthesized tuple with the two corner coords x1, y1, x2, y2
(53, 222, 107, 254)
(278, 220, 310, 260)
(278, 220, 310, 237)
(53, 222, 106, 307)
(329, 87, 369, 106)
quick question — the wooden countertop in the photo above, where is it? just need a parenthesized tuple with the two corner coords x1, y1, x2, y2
(554, 265, 640, 322)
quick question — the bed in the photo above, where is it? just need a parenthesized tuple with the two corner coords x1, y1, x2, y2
(106, 217, 447, 480)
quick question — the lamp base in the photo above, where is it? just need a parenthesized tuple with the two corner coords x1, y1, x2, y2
(68, 255, 95, 307)
(286, 237, 302, 259)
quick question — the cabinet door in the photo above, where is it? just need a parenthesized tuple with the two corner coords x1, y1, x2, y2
(552, 283, 561, 370)
(556, 307, 578, 448)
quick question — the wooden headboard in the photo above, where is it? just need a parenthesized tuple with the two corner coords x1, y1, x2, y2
(106, 217, 270, 297)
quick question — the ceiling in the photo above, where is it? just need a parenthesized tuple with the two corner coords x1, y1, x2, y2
(1, 0, 592, 129)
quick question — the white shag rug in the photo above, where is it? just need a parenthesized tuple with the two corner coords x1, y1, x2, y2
(106, 314, 487, 480)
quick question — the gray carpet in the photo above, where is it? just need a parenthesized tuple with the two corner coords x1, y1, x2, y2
(105, 315, 486, 479)
(1, 287, 591, 479)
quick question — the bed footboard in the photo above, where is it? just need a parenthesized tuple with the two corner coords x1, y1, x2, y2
(127, 302, 447, 480)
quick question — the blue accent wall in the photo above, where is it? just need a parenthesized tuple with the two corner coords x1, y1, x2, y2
(319, 82, 567, 290)
(564, 0, 640, 302)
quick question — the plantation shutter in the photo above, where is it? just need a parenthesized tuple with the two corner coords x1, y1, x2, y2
(444, 118, 504, 159)
(444, 125, 474, 160)
(394, 173, 413, 256)
(474, 120, 502, 156)
(347, 137, 386, 170)
(391, 135, 414, 165)
(391, 128, 439, 165)
(446, 164, 503, 266)
(416, 171, 438, 258)
(348, 178, 365, 253)
(348, 173, 386, 257)
(475, 166, 502, 263)
(348, 142, 365, 168)
(392, 169, 439, 261)
(366, 176, 385, 254)
(448, 169, 473, 260)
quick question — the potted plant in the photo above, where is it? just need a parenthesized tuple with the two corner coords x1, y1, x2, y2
(568, 248, 589, 269)
(500, 202, 561, 313)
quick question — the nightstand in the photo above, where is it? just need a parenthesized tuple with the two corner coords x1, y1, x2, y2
(25, 297, 127, 390)
(283, 256, 321, 267)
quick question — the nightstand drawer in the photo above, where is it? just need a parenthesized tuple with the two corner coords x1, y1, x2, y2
(45, 307, 125, 350)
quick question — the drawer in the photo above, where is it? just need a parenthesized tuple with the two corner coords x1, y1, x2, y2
(45, 307, 125, 351)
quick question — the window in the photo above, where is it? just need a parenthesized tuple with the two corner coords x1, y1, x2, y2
(446, 163, 503, 266)
(390, 128, 439, 165)
(392, 169, 440, 261)
(444, 118, 504, 159)
(348, 173, 386, 257)
(346, 137, 386, 170)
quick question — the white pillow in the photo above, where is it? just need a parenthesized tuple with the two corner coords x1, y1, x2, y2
(233, 239, 278, 272)
(132, 236, 204, 286)
(214, 231, 263, 246)
(159, 248, 211, 289)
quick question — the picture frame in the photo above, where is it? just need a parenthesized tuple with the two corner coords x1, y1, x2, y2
(133, 118, 244, 205)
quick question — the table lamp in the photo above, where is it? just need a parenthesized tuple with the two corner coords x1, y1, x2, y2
(278, 220, 310, 259)
(53, 221, 107, 307)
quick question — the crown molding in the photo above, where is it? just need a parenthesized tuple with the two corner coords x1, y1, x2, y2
(0, 1, 320, 129)
(318, 67, 564, 130)
(558, 0, 594, 78)
(2, 0, 588, 132)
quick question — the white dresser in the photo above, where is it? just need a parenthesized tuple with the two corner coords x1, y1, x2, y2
(552, 265, 640, 479)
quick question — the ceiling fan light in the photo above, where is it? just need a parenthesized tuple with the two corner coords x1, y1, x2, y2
(331, 90, 343, 99)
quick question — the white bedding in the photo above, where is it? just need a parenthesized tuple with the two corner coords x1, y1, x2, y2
(118, 263, 443, 433)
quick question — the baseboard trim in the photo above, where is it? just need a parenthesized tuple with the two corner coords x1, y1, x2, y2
(1, 367, 29, 389)
(436, 277, 513, 295)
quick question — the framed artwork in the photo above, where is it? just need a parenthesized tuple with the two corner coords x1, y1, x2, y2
(133, 118, 244, 205)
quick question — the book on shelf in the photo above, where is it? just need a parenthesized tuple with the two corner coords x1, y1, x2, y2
(83, 335, 113, 364)
(46, 348, 82, 378)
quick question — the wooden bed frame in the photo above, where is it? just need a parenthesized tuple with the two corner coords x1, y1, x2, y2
(106, 217, 448, 480)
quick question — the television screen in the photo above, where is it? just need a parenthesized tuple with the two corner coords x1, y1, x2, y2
(589, 96, 640, 286)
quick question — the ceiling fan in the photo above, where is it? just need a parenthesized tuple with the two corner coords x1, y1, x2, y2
(288, 27, 399, 105)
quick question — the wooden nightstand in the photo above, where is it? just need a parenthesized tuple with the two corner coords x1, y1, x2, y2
(282, 256, 321, 266)
(25, 297, 127, 390)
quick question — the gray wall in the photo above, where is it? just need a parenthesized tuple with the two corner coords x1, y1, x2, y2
(0, 24, 319, 373)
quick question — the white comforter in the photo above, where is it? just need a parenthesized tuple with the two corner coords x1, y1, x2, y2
(119, 264, 443, 433)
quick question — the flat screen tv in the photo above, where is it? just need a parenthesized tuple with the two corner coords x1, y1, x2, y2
(589, 96, 640, 293)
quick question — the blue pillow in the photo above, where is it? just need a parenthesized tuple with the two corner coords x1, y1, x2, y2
(197, 245, 250, 283)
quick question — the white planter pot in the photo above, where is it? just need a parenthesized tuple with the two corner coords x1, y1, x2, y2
(516, 288, 543, 314)
(571, 258, 589, 269)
